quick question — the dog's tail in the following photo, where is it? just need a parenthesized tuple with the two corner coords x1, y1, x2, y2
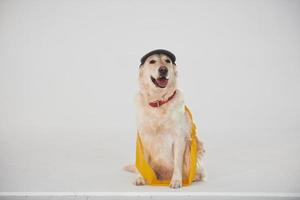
(123, 164, 137, 173)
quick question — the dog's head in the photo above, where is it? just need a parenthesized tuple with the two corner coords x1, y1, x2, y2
(139, 50, 177, 94)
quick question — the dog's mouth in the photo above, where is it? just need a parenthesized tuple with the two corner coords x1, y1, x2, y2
(151, 76, 169, 88)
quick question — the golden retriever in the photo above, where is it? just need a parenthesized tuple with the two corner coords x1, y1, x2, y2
(125, 49, 206, 189)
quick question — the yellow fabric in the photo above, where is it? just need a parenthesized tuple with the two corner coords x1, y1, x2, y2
(135, 106, 197, 186)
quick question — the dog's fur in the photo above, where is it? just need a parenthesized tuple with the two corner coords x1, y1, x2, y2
(126, 53, 206, 189)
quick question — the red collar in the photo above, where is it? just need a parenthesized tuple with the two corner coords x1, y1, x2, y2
(149, 90, 177, 108)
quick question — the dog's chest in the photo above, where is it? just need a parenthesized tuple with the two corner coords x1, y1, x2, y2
(140, 129, 175, 167)
(138, 107, 181, 166)
(139, 110, 175, 136)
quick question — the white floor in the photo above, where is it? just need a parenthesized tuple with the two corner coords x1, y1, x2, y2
(1, 128, 300, 199)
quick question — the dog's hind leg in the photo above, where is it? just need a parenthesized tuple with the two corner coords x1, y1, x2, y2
(194, 138, 206, 182)
(123, 164, 137, 173)
(194, 158, 206, 182)
(123, 164, 146, 185)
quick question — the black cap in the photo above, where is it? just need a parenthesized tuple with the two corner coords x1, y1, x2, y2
(140, 49, 176, 66)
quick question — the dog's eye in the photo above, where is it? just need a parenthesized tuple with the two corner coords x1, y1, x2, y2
(165, 59, 171, 63)
(149, 60, 156, 64)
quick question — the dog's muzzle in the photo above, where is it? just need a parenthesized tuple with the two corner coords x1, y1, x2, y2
(150, 66, 169, 88)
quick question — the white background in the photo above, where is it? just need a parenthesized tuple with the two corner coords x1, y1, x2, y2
(0, 0, 300, 194)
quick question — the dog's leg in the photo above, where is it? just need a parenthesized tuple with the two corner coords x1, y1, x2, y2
(123, 164, 137, 173)
(194, 158, 206, 182)
(170, 136, 186, 189)
(134, 145, 148, 186)
(194, 138, 206, 182)
(134, 172, 146, 186)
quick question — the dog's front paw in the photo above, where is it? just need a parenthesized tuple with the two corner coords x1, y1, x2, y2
(169, 179, 182, 189)
(135, 176, 146, 186)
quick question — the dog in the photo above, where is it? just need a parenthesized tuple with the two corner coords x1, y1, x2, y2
(125, 49, 206, 189)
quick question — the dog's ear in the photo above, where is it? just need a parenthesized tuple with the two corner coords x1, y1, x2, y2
(173, 64, 178, 77)
(139, 65, 144, 77)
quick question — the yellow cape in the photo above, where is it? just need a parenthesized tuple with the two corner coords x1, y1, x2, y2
(135, 106, 197, 186)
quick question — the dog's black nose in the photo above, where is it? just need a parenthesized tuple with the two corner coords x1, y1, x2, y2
(158, 66, 168, 76)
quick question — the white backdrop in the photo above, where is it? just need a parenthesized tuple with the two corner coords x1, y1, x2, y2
(0, 0, 300, 193)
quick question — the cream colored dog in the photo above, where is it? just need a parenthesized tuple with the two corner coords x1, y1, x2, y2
(126, 50, 205, 189)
